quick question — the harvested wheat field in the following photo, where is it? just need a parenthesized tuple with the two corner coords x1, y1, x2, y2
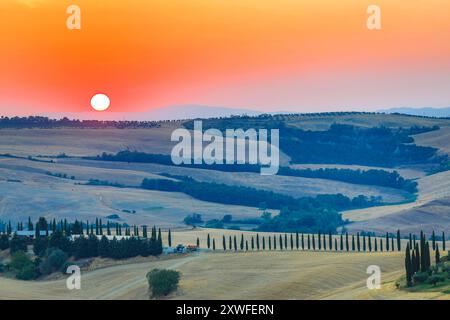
(0, 250, 410, 300)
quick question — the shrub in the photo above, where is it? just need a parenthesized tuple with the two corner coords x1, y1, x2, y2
(0, 234, 9, 250)
(427, 275, 446, 286)
(413, 271, 429, 284)
(146, 268, 180, 298)
(9, 234, 27, 254)
(9, 251, 39, 280)
(39, 248, 68, 275)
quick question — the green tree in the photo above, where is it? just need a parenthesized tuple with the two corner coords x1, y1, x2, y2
(386, 232, 390, 251)
(257, 234, 260, 250)
(212, 239, 216, 251)
(168, 229, 172, 247)
(442, 231, 446, 251)
(405, 243, 412, 287)
(435, 244, 440, 264)
(240, 234, 244, 250)
(397, 229, 401, 251)
(207, 233, 210, 249)
(234, 236, 237, 251)
(196, 237, 200, 248)
(0, 234, 9, 250)
(146, 269, 180, 298)
(432, 230, 436, 250)
(222, 235, 226, 251)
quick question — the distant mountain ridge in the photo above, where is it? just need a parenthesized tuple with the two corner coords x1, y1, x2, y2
(379, 107, 450, 118)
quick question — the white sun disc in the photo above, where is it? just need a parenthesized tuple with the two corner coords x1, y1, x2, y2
(90, 94, 110, 111)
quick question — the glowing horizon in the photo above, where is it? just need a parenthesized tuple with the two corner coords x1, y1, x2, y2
(1, 0, 450, 115)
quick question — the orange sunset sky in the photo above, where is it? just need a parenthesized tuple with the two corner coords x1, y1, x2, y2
(1, 0, 450, 115)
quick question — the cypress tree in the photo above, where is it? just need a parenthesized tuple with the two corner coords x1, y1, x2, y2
(296, 232, 299, 250)
(246, 240, 249, 251)
(196, 237, 200, 248)
(95, 218, 99, 235)
(340, 234, 343, 251)
(386, 232, 390, 251)
(229, 236, 232, 250)
(273, 235, 277, 250)
(413, 234, 417, 247)
(240, 234, 244, 250)
(107, 221, 111, 236)
(142, 225, 147, 238)
(223, 235, 226, 251)
(425, 241, 431, 271)
(442, 231, 446, 251)
(318, 231, 321, 250)
(284, 234, 287, 249)
(290, 234, 294, 250)
(435, 244, 440, 264)
(409, 233, 412, 248)
(345, 232, 349, 251)
(368, 235, 372, 252)
(432, 230, 436, 250)
(363, 234, 366, 252)
(323, 233, 326, 251)
(334, 238, 338, 251)
(411, 249, 417, 274)
(380, 238, 383, 252)
(99, 219, 103, 235)
(301, 234, 305, 250)
(269, 236, 272, 250)
(374, 237, 378, 252)
(262, 236, 266, 250)
(312, 234, 315, 251)
(207, 233, 211, 249)
(414, 243, 420, 272)
(356, 233, 360, 252)
(405, 243, 412, 287)
(397, 229, 401, 251)
(257, 234, 260, 250)
(279, 235, 283, 250)
(28, 217, 33, 231)
(168, 229, 172, 247)
(307, 234, 310, 250)
(351, 234, 355, 251)
(328, 232, 332, 251)
(251, 237, 254, 250)
(420, 231, 426, 272)
(234, 236, 237, 251)
(212, 239, 216, 251)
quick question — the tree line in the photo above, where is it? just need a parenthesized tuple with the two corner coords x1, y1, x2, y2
(0, 217, 163, 259)
(93, 150, 417, 193)
(191, 229, 446, 254)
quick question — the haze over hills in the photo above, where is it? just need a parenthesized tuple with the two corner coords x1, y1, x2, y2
(378, 107, 450, 118)
(38, 105, 262, 121)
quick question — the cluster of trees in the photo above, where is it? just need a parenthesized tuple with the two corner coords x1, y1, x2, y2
(280, 124, 444, 167)
(404, 231, 448, 287)
(0, 116, 160, 129)
(184, 118, 443, 167)
(93, 150, 418, 193)
(142, 176, 385, 233)
(0, 217, 164, 280)
(198, 230, 409, 253)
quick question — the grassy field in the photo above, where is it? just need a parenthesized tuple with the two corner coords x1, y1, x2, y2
(0, 250, 407, 300)
(343, 169, 450, 234)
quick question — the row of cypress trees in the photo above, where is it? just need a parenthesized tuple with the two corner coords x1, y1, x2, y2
(197, 230, 408, 252)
